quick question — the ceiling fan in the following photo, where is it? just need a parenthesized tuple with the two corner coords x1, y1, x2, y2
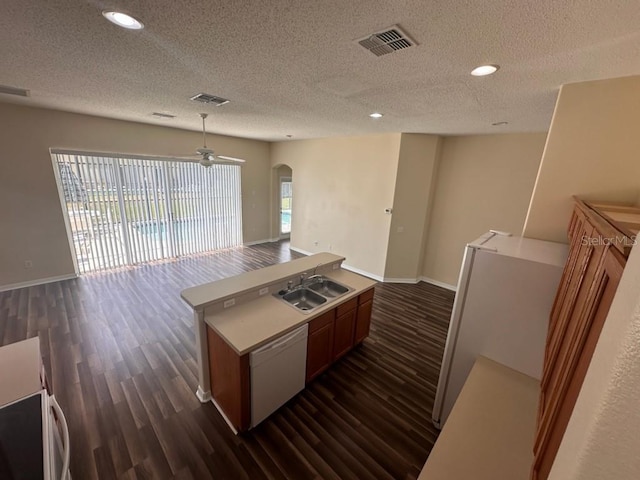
(180, 113, 246, 167)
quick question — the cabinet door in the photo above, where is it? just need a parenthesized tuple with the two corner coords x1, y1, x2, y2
(333, 309, 356, 361)
(306, 311, 335, 383)
(354, 299, 373, 344)
(533, 244, 625, 479)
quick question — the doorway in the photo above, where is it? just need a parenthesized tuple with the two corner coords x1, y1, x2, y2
(280, 177, 292, 237)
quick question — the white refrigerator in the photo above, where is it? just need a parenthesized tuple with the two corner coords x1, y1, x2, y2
(432, 231, 568, 429)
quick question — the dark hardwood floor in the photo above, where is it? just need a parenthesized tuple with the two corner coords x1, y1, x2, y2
(0, 241, 454, 479)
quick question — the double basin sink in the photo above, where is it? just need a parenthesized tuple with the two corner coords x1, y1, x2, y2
(275, 277, 351, 313)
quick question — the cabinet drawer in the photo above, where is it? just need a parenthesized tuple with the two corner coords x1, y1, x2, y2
(336, 297, 358, 317)
(358, 288, 374, 305)
(308, 309, 335, 334)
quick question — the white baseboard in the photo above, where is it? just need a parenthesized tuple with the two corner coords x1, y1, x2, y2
(0, 273, 78, 293)
(383, 277, 420, 284)
(243, 237, 280, 246)
(289, 248, 430, 285)
(341, 264, 384, 282)
(419, 276, 457, 292)
(289, 246, 313, 256)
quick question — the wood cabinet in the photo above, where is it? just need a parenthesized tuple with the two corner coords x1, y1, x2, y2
(333, 298, 358, 360)
(207, 326, 250, 432)
(306, 310, 336, 382)
(305, 289, 375, 383)
(355, 288, 374, 344)
(206, 287, 377, 431)
(532, 199, 637, 480)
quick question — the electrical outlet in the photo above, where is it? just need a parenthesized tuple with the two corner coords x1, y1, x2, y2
(24, 260, 33, 269)
(259, 287, 269, 296)
(397, 226, 404, 233)
(223, 298, 236, 308)
(328, 244, 332, 251)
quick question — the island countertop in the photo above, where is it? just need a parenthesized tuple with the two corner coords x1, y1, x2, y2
(202, 268, 376, 355)
(181, 252, 346, 309)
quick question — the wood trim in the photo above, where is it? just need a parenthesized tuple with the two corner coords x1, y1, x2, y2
(207, 326, 250, 432)
(574, 197, 636, 256)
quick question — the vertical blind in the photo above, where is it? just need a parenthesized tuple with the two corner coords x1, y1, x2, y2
(52, 151, 243, 274)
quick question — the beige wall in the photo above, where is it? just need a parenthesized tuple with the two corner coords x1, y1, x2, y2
(0, 103, 271, 288)
(549, 245, 640, 480)
(270, 134, 401, 278)
(524, 76, 640, 243)
(384, 134, 441, 280)
(422, 133, 547, 287)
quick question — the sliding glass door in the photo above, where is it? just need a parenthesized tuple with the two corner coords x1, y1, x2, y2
(52, 151, 242, 274)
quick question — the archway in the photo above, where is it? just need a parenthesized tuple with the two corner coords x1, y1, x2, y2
(271, 164, 293, 240)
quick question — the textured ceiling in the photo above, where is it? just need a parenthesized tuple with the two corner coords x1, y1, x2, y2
(0, 0, 639, 141)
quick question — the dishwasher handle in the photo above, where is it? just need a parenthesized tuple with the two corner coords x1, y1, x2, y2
(250, 324, 308, 366)
(267, 332, 302, 350)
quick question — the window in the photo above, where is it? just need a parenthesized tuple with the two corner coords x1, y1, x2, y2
(52, 151, 243, 274)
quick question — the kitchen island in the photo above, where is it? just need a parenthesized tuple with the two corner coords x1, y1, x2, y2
(181, 253, 377, 432)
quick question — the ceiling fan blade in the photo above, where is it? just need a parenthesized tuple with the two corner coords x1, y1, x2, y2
(216, 155, 246, 164)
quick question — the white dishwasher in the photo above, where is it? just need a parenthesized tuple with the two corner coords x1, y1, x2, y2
(250, 323, 308, 427)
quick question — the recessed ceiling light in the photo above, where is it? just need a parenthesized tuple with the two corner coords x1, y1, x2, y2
(471, 64, 499, 76)
(369, 112, 383, 119)
(102, 11, 144, 30)
(492, 121, 509, 126)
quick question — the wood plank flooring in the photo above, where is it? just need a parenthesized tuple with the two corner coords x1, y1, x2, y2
(0, 241, 454, 479)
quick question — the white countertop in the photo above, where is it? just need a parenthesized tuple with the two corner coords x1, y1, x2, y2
(204, 268, 377, 355)
(419, 356, 538, 480)
(181, 252, 345, 309)
(0, 337, 43, 407)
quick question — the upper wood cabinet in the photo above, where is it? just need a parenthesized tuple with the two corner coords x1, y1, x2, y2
(532, 199, 638, 480)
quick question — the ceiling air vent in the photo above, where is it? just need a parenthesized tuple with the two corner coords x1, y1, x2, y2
(0, 84, 30, 97)
(356, 25, 417, 57)
(190, 93, 229, 106)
